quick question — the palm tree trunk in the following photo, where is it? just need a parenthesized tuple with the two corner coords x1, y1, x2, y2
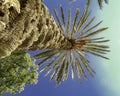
(0, 0, 41, 58)
(17, 3, 72, 51)
(0, 0, 72, 58)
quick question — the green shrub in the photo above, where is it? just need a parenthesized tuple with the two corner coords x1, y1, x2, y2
(0, 53, 38, 95)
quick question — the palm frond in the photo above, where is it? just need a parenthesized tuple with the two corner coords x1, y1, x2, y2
(80, 17, 95, 34)
(71, 7, 80, 36)
(63, 60, 69, 81)
(80, 20, 103, 36)
(81, 27, 108, 39)
(66, 7, 71, 36)
(98, 0, 108, 9)
(34, 0, 109, 85)
(75, 56, 87, 80)
(53, 8, 64, 32)
(78, 51, 95, 77)
(56, 57, 66, 85)
(60, 5, 66, 26)
(76, 3, 90, 33)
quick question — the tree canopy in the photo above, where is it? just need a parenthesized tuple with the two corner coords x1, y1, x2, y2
(0, 53, 38, 95)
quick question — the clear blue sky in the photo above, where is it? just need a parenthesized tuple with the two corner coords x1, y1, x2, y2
(3, 0, 120, 96)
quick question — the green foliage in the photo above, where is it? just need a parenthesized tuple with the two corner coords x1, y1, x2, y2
(0, 53, 38, 95)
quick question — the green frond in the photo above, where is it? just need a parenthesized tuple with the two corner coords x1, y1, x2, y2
(80, 20, 103, 36)
(84, 46, 110, 52)
(88, 39, 110, 43)
(86, 43, 109, 49)
(86, 37, 105, 41)
(39, 54, 60, 74)
(34, 50, 60, 66)
(37, 55, 53, 66)
(47, 53, 65, 79)
(60, 5, 66, 26)
(34, 50, 59, 59)
(63, 60, 69, 81)
(76, 6, 90, 32)
(56, 58, 66, 85)
(78, 52, 95, 77)
(86, 50, 110, 60)
(52, 55, 66, 82)
(82, 27, 108, 38)
(75, 57, 87, 80)
(71, 64, 75, 80)
(53, 8, 64, 31)
(66, 7, 71, 36)
(80, 17, 95, 33)
(71, 7, 80, 36)
(76, 0, 90, 33)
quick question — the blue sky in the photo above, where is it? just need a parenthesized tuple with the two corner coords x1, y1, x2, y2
(3, 0, 120, 96)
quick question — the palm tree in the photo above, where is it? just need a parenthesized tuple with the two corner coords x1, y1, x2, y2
(0, 0, 109, 85)
(33, 0, 110, 85)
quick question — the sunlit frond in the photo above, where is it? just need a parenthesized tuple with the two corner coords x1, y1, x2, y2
(34, 0, 109, 85)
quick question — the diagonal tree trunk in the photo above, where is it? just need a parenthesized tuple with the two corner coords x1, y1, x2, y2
(0, 0, 72, 58)
(16, 2, 72, 52)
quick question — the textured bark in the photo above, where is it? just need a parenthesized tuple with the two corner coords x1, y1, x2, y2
(0, 0, 41, 58)
(17, 2, 72, 51)
(0, 0, 72, 58)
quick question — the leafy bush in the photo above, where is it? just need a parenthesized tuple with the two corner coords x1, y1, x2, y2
(0, 53, 38, 95)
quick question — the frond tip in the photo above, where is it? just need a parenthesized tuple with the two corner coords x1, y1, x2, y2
(98, 0, 108, 9)
(34, 1, 110, 85)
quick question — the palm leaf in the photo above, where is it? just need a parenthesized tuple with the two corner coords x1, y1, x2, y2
(86, 50, 109, 60)
(34, 50, 58, 59)
(87, 39, 110, 43)
(78, 52, 95, 77)
(60, 5, 66, 26)
(71, 7, 80, 36)
(53, 8, 64, 32)
(82, 27, 108, 38)
(71, 63, 75, 80)
(63, 60, 69, 81)
(56, 58, 66, 85)
(80, 17, 95, 34)
(80, 20, 103, 36)
(39, 54, 60, 74)
(86, 43, 109, 49)
(76, 6, 90, 32)
(75, 56, 87, 80)
(66, 7, 71, 36)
